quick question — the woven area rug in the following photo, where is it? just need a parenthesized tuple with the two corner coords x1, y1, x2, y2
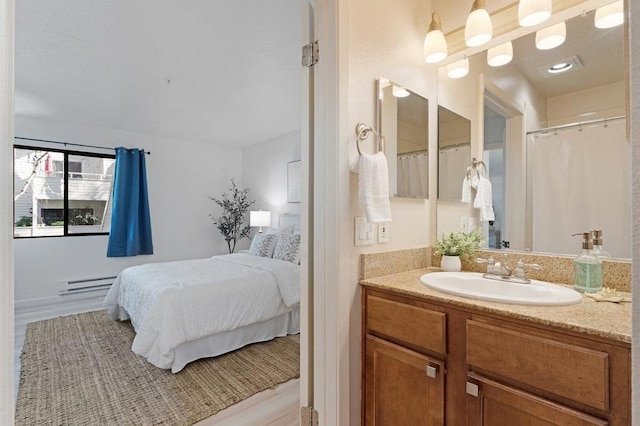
(15, 310, 300, 426)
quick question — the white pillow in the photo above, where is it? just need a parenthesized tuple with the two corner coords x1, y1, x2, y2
(273, 234, 301, 264)
(249, 233, 278, 257)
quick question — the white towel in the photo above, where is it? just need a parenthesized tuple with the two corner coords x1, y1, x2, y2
(461, 176, 472, 202)
(473, 175, 495, 221)
(358, 152, 392, 223)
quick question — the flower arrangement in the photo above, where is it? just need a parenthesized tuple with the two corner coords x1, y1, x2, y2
(434, 229, 483, 261)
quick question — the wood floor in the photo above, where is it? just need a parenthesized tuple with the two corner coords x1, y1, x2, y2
(14, 293, 300, 425)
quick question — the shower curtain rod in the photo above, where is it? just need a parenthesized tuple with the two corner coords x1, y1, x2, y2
(397, 149, 428, 156)
(14, 136, 151, 155)
(526, 115, 626, 136)
(439, 142, 470, 151)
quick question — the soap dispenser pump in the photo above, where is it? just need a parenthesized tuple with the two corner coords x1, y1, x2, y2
(592, 229, 611, 259)
(572, 232, 603, 293)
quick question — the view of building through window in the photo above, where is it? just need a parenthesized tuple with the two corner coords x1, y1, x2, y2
(13, 146, 115, 237)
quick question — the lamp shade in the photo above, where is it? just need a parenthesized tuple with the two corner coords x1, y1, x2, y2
(594, 1, 624, 29)
(487, 41, 513, 67)
(447, 58, 470, 79)
(518, 0, 552, 27)
(392, 85, 410, 98)
(424, 13, 448, 64)
(250, 210, 271, 227)
(465, 0, 493, 47)
(535, 21, 566, 50)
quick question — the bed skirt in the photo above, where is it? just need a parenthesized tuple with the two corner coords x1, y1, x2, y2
(171, 307, 301, 373)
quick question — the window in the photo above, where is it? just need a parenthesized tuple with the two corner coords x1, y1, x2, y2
(13, 145, 115, 238)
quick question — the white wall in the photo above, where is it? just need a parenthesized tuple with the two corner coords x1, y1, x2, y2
(347, 0, 435, 422)
(547, 81, 626, 126)
(13, 115, 242, 303)
(240, 130, 301, 249)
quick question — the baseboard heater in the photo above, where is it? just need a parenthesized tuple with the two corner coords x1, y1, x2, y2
(59, 276, 117, 295)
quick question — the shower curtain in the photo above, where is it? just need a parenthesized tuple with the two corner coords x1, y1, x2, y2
(397, 152, 428, 198)
(438, 144, 471, 201)
(530, 119, 630, 258)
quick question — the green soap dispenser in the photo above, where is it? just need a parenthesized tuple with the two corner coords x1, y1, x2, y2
(572, 232, 603, 293)
(592, 229, 611, 259)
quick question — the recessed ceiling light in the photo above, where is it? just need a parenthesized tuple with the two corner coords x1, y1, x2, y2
(538, 55, 583, 77)
(548, 62, 572, 73)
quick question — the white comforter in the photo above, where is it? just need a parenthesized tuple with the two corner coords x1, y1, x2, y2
(104, 253, 300, 369)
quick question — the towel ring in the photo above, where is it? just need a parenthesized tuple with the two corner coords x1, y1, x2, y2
(355, 123, 384, 155)
(467, 157, 488, 179)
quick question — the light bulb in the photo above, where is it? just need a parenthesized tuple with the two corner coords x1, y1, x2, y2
(424, 13, 448, 64)
(594, 1, 624, 29)
(487, 41, 513, 67)
(447, 58, 470, 79)
(536, 21, 566, 50)
(518, 0, 552, 27)
(465, 0, 493, 47)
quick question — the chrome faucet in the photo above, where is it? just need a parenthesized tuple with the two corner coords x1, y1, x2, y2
(476, 255, 541, 284)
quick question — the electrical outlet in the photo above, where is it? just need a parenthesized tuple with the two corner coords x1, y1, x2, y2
(377, 222, 389, 243)
(460, 216, 468, 231)
(467, 216, 477, 231)
(354, 217, 375, 246)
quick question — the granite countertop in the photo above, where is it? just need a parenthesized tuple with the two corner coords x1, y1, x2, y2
(361, 268, 632, 345)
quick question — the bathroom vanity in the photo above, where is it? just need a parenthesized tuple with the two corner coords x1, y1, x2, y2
(361, 269, 631, 425)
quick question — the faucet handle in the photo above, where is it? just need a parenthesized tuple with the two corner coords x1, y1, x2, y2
(514, 259, 542, 279)
(476, 257, 494, 274)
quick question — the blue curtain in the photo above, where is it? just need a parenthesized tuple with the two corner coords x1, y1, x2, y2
(107, 147, 153, 257)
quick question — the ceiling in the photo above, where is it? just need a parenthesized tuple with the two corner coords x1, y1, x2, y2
(15, 0, 303, 147)
(505, 9, 624, 98)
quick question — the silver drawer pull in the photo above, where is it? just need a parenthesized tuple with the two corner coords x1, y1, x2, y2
(426, 365, 437, 378)
(466, 381, 479, 397)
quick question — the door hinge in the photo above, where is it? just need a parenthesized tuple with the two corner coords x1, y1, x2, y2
(302, 41, 319, 67)
(301, 406, 319, 426)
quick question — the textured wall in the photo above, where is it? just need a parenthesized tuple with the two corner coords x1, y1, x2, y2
(347, 0, 436, 422)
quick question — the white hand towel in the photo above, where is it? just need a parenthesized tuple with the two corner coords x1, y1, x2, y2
(359, 152, 392, 223)
(473, 175, 495, 221)
(461, 176, 472, 202)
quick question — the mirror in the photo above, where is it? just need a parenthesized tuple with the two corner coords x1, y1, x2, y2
(377, 77, 429, 198)
(437, 105, 471, 201)
(436, 3, 630, 259)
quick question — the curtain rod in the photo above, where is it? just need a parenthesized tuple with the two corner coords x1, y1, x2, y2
(527, 115, 626, 136)
(397, 149, 428, 156)
(14, 136, 151, 155)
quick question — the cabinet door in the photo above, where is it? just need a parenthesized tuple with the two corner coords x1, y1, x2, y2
(466, 373, 608, 426)
(365, 335, 444, 426)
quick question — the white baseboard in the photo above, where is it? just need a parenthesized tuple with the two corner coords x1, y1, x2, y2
(15, 289, 108, 313)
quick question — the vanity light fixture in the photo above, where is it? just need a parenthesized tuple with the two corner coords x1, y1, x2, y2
(594, 0, 624, 29)
(535, 21, 566, 50)
(487, 41, 513, 67)
(447, 58, 470, 79)
(392, 85, 410, 98)
(518, 0, 552, 27)
(424, 12, 448, 63)
(465, 0, 493, 47)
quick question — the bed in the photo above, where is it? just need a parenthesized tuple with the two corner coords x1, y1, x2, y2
(104, 215, 301, 373)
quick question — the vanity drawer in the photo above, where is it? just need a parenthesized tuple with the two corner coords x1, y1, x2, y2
(466, 320, 609, 411)
(366, 294, 446, 356)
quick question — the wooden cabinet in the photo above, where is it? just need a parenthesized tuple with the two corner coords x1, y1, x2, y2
(365, 335, 444, 425)
(465, 373, 608, 426)
(362, 288, 631, 425)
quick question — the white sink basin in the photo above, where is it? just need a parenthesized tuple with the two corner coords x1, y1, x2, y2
(420, 272, 583, 306)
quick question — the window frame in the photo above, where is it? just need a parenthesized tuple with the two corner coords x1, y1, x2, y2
(13, 144, 116, 239)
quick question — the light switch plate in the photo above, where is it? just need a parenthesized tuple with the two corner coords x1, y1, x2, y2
(377, 222, 389, 243)
(355, 217, 375, 246)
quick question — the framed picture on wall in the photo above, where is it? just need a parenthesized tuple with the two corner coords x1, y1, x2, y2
(287, 160, 301, 203)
